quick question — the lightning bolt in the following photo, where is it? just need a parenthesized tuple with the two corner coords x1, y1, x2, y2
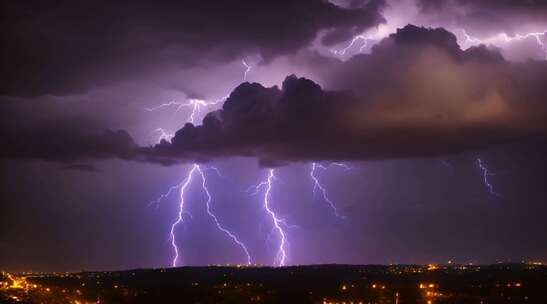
(332, 27, 547, 60)
(161, 164, 252, 267)
(330, 25, 395, 57)
(242, 59, 252, 81)
(152, 128, 174, 142)
(476, 158, 500, 197)
(145, 97, 223, 124)
(201, 166, 252, 266)
(461, 29, 547, 59)
(149, 60, 256, 267)
(148, 179, 186, 210)
(145, 97, 224, 146)
(332, 34, 375, 56)
(250, 169, 287, 266)
(309, 162, 348, 219)
(169, 164, 199, 267)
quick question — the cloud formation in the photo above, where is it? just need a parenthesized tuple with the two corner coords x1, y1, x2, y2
(416, 0, 547, 36)
(0, 0, 385, 96)
(143, 25, 547, 165)
(1, 121, 137, 162)
(62, 163, 99, 172)
(2, 25, 546, 165)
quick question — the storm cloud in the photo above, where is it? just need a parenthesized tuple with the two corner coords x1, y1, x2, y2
(2, 25, 546, 165)
(144, 25, 547, 165)
(3, 2, 547, 270)
(0, 0, 385, 96)
(416, 0, 547, 36)
(1, 125, 137, 162)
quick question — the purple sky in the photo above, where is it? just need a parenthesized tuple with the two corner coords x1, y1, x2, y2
(1, 0, 547, 272)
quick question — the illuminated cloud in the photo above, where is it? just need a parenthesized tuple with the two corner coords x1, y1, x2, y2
(1, 26, 546, 165)
(144, 26, 547, 165)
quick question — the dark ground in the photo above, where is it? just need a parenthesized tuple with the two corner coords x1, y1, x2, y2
(1, 263, 546, 303)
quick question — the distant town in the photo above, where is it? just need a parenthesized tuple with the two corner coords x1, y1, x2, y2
(1, 262, 546, 303)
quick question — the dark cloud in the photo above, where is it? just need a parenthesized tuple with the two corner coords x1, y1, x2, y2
(61, 164, 99, 172)
(416, 0, 547, 36)
(2, 25, 545, 165)
(142, 25, 547, 165)
(0, 93, 139, 162)
(418, 0, 547, 12)
(0, 122, 137, 162)
(0, 0, 385, 97)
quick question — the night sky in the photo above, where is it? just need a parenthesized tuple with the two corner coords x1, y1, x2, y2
(1, 0, 547, 272)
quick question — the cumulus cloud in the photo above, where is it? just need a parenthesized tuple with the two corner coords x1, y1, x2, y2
(0, 0, 385, 96)
(142, 25, 547, 165)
